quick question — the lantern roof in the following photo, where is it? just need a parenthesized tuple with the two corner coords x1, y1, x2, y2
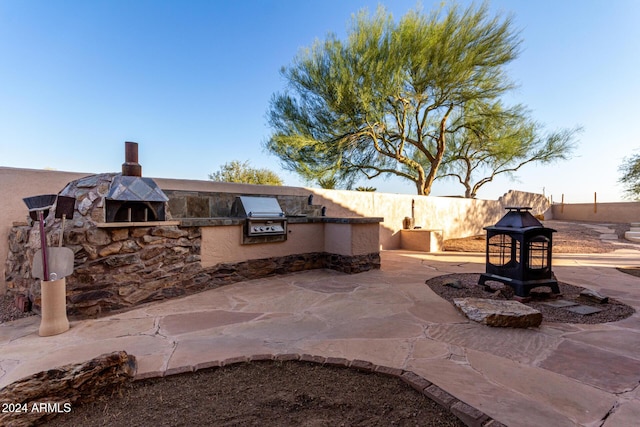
(484, 207, 556, 233)
(494, 207, 542, 228)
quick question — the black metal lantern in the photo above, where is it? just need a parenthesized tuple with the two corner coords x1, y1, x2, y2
(478, 207, 560, 297)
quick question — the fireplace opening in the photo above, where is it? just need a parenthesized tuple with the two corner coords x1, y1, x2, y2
(106, 200, 165, 222)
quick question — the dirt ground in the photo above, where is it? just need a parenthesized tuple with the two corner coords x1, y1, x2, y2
(443, 220, 633, 253)
(2, 220, 638, 426)
(45, 361, 465, 427)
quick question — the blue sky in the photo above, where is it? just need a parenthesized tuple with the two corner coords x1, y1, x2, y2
(1, 0, 638, 202)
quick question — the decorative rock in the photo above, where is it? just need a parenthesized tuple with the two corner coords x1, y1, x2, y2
(142, 235, 165, 244)
(0, 351, 137, 427)
(79, 243, 98, 261)
(77, 197, 93, 215)
(151, 226, 188, 239)
(483, 282, 506, 292)
(444, 279, 463, 289)
(86, 228, 111, 245)
(121, 240, 141, 253)
(529, 287, 553, 299)
(579, 289, 609, 304)
(453, 298, 542, 328)
(110, 228, 129, 241)
(98, 241, 123, 257)
(541, 299, 578, 308)
(566, 305, 603, 315)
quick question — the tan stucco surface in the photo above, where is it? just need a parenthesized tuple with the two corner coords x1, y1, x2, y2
(400, 229, 443, 252)
(201, 222, 379, 266)
(552, 201, 640, 223)
(201, 223, 325, 267)
(323, 224, 351, 256)
(349, 223, 380, 255)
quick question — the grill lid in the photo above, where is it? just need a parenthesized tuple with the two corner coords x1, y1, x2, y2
(231, 196, 284, 218)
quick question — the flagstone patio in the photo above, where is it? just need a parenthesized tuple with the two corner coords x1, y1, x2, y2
(1, 249, 639, 426)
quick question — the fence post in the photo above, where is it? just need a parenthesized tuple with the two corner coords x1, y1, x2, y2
(561, 194, 564, 214)
(594, 192, 597, 214)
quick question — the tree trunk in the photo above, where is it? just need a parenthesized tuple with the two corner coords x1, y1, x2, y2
(421, 158, 443, 196)
(0, 351, 137, 426)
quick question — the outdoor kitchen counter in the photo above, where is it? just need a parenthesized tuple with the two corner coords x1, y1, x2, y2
(189, 216, 382, 268)
(178, 216, 383, 227)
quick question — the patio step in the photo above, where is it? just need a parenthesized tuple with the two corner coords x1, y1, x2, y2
(623, 223, 640, 242)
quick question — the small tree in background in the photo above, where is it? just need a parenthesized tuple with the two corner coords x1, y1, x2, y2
(209, 160, 283, 186)
(619, 152, 640, 200)
(317, 176, 339, 189)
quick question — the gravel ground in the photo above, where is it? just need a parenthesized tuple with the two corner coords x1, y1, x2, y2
(426, 273, 635, 324)
(444, 220, 635, 253)
(0, 294, 34, 324)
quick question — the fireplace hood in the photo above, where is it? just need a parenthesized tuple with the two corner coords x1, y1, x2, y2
(104, 142, 169, 222)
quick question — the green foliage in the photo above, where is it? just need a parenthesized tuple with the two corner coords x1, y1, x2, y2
(435, 101, 580, 197)
(619, 152, 640, 200)
(355, 186, 377, 192)
(266, 2, 524, 195)
(208, 160, 283, 186)
(317, 176, 338, 189)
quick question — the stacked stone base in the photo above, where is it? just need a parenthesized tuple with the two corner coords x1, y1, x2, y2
(5, 220, 380, 318)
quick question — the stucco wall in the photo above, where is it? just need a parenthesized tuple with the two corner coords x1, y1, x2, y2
(551, 202, 640, 223)
(1, 167, 551, 293)
(306, 188, 551, 249)
(201, 221, 379, 266)
(323, 223, 351, 257)
(201, 223, 325, 267)
(349, 223, 380, 256)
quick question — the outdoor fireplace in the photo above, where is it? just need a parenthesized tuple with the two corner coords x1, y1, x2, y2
(478, 207, 560, 297)
(104, 142, 168, 223)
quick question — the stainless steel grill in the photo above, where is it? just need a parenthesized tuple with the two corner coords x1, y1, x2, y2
(231, 196, 287, 237)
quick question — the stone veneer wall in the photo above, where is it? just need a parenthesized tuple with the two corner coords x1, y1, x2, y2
(163, 190, 323, 218)
(6, 224, 201, 317)
(5, 222, 379, 318)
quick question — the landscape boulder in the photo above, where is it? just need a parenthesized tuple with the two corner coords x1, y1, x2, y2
(579, 289, 609, 304)
(453, 298, 542, 328)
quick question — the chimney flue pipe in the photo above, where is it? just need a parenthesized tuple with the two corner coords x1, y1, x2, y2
(122, 141, 142, 177)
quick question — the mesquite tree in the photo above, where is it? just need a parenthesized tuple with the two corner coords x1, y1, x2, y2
(436, 101, 579, 198)
(267, 3, 526, 195)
